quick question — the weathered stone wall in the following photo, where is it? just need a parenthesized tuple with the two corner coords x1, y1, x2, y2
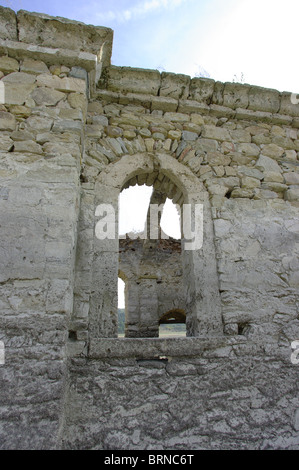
(0, 7, 112, 449)
(62, 346, 299, 450)
(0, 6, 298, 450)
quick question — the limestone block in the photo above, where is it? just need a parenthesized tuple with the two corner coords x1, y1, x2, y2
(260, 143, 284, 160)
(230, 129, 251, 143)
(52, 120, 83, 135)
(221, 142, 235, 154)
(113, 113, 148, 128)
(160, 72, 190, 100)
(182, 130, 198, 141)
(88, 101, 104, 114)
(107, 66, 161, 95)
(284, 172, 299, 185)
(122, 130, 136, 140)
(0, 6, 17, 41)
(11, 129, 34, 141)
(144, 138, 155, 152)
(191, 114, 204, 126)
(280, 92, 299, 117)
(31, 87, 65, 106)
(13, 140, 43, 154)
(46, 279, 73, 314)
(222, 82, 250, 109)
(270, 137, 295, 152)
(0, 56, 19, 74)
(254, 189, 280, 199)
(0, 135, 14, 151)
(9, 105, 32, 118)
(0, 38, 97, 74)
(177, 99, 209, 114)
(163, 112, 190, 123)
(237, 143, 260, 158)
(59, 108, 83, 121)
(168, 130, 182, 140)
(285, 186, 299, 201)
(106, 125, 123, 138)
(189, 77, 215, 103)
(248, 86, 280, 113)
(255, 154, 282, 174)
(225, 166, 237, 177)
(206, 152, 231, 166)
(261, 182, 288, 193)
(202, 125, 231, 142)
(138, 128, 151, 138)
(241, 176, 261, 189)
(20, 59, 50, 75)
(230, 188, 255, 199)
(0, 111, 16, 131)
(36, 73, 86, 94)
(183, 122, 202, 134)
(66, 93, 87, 119)
(151, 95, 178, 112)
(2, 72, 36, 105)
(195, 138, 218, 154)
(263, 171, 284, 183)
(26, 115, 53, 132)
(43, 142, 81, 159)
(0, 210, 47, 281)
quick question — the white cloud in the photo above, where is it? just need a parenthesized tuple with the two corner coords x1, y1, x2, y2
(94, 0, 188, 23)
(197, 0, 299, 92)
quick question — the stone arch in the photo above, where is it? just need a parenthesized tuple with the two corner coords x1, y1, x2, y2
(89, 152, 223, 340)
(159, 309, 186, 324)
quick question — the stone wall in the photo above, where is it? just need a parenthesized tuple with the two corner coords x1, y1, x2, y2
(0, 6, 112, 449)
(0, 6, 299, 450)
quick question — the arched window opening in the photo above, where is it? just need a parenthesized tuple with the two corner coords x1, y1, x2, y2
(88, 152, 223, 340)
(159, 309, 186, 338)
(118, 175, 185, 338)
(118, 276, 125, 337)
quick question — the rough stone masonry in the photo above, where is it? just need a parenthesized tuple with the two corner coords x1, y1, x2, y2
(0, 6, 299, 450)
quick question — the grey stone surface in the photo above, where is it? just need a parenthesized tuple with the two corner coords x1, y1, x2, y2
(0, 6, 298, 451)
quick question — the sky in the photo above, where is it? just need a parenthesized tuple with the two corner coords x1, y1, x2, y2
(2, 0, 299, 306)
(1, 0, 299, 93)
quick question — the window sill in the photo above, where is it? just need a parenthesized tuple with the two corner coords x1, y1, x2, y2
(87, 336, 241, 359)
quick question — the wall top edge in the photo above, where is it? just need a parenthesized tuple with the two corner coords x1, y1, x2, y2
(0, 6, 114, 66)
(1, 6, 299, 118)
(98, 65, 299, 118)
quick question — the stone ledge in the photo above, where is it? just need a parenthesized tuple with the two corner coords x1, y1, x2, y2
(17, 10, 113, 66)
(95, 88, 299, 128)
(0, 39, 98, 72)
(99, 65, 299, 120)
(85, 336, 290, 360)
(0, 7, 113, 66)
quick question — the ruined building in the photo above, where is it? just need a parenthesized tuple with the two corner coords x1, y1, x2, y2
(0, 7, 299, 450)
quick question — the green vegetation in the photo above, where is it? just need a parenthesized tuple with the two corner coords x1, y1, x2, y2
(159, 324, 186, 337)
(118, 308, 125, 336)
(118, 309, 186, 337)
